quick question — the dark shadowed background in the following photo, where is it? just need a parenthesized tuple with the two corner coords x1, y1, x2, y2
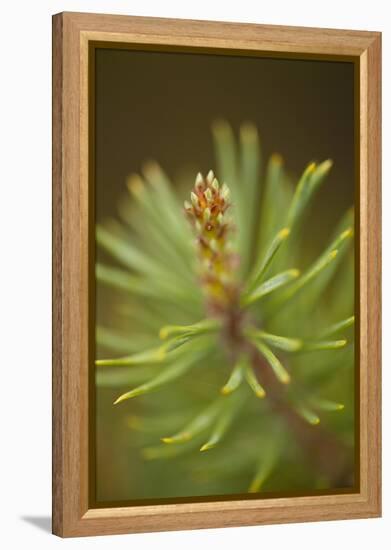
(95, 47, 355, 238)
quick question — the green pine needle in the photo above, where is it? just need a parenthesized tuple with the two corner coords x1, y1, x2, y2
(113, 346, 211, 404)
(245, 365, 267, 398)
(247, 227, 291, 291)
(249, 339, 291, 385)
(242, 268, 300, 306)
(321, 316, 355, 337)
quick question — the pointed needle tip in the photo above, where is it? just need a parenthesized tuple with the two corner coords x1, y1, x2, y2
(279, 227, 291, 239)
(271, 153, 283, 165)
(113, 395, 125, 405)
(337, 339, 348, 348)
(159, 327, 168, 340)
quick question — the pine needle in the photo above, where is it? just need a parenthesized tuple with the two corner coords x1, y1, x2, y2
(250, 339, 291, 384)
(161, 398, 223, 444)
(242, 269, 300, 306)
(221, 359, 246, 395)
(248, 328, 302, 352)
(245, 365, 266, 398)
(113, 347, 210, 404)
(248, 439, 280, 493)
(200, 393, 244, 451)
(301, 339, 347, 351)
(247, 227, 291, 291)
(320, 316, 355, 337)
(294, 404, 321, 425)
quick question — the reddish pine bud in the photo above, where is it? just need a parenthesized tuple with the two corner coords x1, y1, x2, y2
(184, 172, 239, 315)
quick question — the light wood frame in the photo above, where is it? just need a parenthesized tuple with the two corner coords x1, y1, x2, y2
(52, 11, 381, 537)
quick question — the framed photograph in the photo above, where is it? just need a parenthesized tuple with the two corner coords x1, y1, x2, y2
(52, 12, 381, 537)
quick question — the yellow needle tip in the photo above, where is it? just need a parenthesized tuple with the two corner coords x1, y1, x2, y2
(200, 443, 214, 452)
(279, 227, 291, 239)
(113, 394, 127, 405)
(271, 153, 283, 165)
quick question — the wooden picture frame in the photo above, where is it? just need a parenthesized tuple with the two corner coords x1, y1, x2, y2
(52, 11, 381, 537)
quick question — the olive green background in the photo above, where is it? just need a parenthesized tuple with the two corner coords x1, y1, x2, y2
(95, 48, 355, 237)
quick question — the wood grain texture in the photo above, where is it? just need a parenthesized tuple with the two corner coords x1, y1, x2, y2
(364, 33, 382, 513)
(52, 12, 63, 537)
(52, 12, 382, 537)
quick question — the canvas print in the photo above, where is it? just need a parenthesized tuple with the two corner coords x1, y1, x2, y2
(94, 48, 356, 505)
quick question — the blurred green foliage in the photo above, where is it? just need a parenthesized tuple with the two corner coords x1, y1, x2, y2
(95, 120, 355, 502)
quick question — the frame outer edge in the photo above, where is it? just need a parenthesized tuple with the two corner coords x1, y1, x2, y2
(366, 33, 382, 516)
(52, 12, 64, 537)
(52, 12, 382, 537)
